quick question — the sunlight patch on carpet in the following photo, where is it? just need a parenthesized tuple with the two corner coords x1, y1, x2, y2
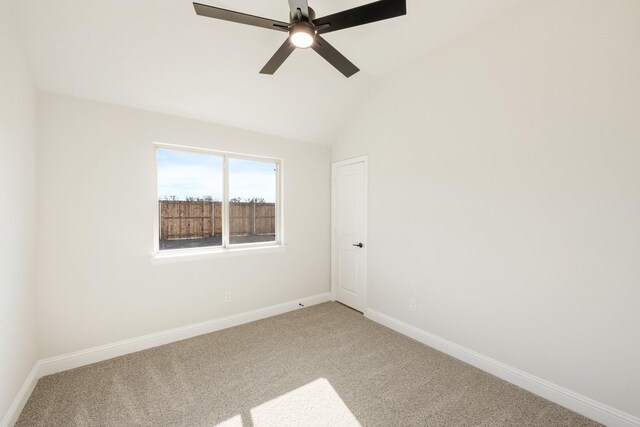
(215, 414, 243, 427)
(250, 378, 361, 426)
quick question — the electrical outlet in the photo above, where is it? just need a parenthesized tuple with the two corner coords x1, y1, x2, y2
(409, 298, 417, 312)
(225, 292, 231, 302)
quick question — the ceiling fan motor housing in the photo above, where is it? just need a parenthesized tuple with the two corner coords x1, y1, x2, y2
(290, 6, 316, 23)
(289, 6, 317, 49)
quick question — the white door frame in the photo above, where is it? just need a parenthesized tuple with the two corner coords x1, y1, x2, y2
(331, 155, 368, 312)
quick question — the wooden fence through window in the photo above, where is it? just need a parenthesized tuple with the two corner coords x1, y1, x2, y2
(159, 200, 275, 240)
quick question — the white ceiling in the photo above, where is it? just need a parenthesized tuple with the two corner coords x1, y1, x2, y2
(11, 0, 528, 144)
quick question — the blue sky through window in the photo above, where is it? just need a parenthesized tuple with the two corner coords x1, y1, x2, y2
(157, 148, 276, 202)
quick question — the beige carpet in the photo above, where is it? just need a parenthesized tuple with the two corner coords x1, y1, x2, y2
(17, 302, 600, 426)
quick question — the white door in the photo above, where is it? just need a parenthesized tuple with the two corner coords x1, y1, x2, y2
(332, 157, 367, 312)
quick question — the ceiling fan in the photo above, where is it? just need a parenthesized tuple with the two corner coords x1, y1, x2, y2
(193, 0, 407, 78)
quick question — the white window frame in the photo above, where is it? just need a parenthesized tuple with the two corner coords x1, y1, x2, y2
(152, 143, 284, 262)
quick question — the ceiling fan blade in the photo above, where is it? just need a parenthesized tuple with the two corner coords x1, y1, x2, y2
(193, 3, 289, 32)
(313, 0, 406, 35)
(312, 35, 359, 78)
(288, 0, 310, 20)
(260, 39, 296, 75)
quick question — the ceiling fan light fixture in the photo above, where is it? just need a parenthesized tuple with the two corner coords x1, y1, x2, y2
(290, 23, 315, 49)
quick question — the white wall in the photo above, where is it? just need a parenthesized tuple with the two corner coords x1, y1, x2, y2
(0, 0, 38, 421)
(333, 0, 640, 418)
(36, 93, 330, 358)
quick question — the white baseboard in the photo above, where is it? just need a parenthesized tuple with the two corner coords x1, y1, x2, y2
(0, 365, 39, 427)
(365, 308, 640, 427)
(39, 292, 332, 377)
(2, 292, 331, 427)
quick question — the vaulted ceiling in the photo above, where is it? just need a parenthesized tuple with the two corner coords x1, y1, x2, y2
(11, 0, 528, 144)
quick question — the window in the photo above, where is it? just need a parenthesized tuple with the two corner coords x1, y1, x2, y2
(155, 145, 281, 254)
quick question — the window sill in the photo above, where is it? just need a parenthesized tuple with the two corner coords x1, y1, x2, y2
(150, 244, 287, 264)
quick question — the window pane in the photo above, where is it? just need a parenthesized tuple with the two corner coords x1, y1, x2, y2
(228, 158, 277, 245)
(157, 149, 223, 250)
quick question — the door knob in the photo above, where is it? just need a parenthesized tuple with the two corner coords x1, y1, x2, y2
(352, 243, 364, 248)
